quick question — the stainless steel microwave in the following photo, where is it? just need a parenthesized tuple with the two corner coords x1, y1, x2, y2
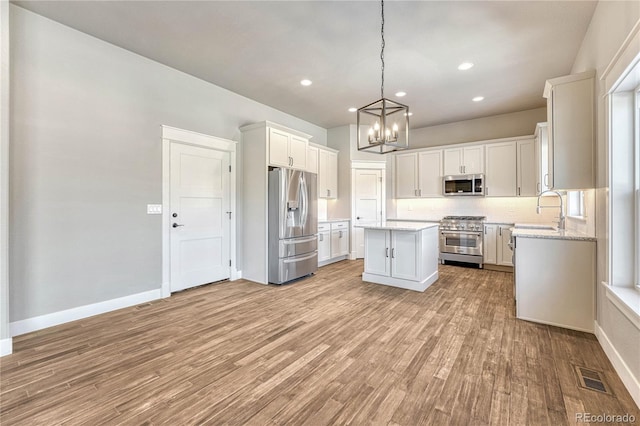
(443, 174, 484, 196)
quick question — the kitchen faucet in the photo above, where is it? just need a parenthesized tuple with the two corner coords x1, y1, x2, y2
(536, 190, 565, 230)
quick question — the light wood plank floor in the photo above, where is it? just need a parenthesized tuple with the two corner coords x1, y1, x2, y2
(1, 261, 638, 425)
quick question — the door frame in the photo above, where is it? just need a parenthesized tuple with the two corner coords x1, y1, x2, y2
(351, 161, 386, 260)
(161, 125, 238, 298)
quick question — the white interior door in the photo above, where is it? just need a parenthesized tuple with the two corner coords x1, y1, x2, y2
(354, 169, 383, 258)
(170, 143, 230, 292)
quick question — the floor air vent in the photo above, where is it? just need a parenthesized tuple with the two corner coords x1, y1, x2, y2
(574, 365, 612, 395)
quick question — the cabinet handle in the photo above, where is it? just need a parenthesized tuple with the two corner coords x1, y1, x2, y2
(499, 227, 502, 236)
(518, 187, 521, 196)
(544, 173, 549, 187)
(414, 189, 418, 196)
(391, 248, 395, 258)
(327, 189, 330, 197)
(537, 182, 541, 193)
(319, 234, 323, 242)
(419, 189, 422, 196)
(385, 248, 389, 258)
(339, 230, 342, 238)
(484, 226, 487, 235)
(486, 187, 489, 196)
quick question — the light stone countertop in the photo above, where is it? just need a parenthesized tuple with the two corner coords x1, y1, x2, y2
(511, 228, 596, 242)
(318, 218, 350, 223)
(356, 222, 439, 231)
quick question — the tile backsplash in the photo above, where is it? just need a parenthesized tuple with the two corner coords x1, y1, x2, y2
(393, 191, 595, 231)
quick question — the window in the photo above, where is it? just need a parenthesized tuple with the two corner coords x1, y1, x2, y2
(567, 190, 585, 219)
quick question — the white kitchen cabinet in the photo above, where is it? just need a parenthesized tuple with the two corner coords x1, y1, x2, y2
(543, 71, 595, 190)
(534, 123, 550, 195)
(362, 224, 439, 292)
(318, 224, 331, 263)
(515, 236, 595, 332)
(394, 150, 443, 198)
(517, 137, 536, 197)
(418, 150, 443, 197)
(485, 141, 517, 197)
(444, 146, 484, 175)
(318, 221, 349, 266)
(497, 225, 513, 266)
(318, 148, 338, 199)
(483, 224, 513, 266)
(331, 225, 349, 257)
(307, 144, 319, 174)
(483, 225, 498, 264)
(240, 121, 313, 284)
(268, 128, 308, 170)
(395, 152, 418, 198)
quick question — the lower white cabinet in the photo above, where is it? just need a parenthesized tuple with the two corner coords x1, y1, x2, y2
(483, 224, 513, 267)
(362, 226, 439, 292)
(515, 236, 595, 332)
(318, 227, 331, 263)
(318, 221, 350, 266)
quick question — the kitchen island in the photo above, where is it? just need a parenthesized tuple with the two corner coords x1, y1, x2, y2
(359, 222, 440, 292)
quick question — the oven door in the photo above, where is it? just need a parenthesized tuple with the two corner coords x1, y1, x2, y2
(439, 231, 483, 256)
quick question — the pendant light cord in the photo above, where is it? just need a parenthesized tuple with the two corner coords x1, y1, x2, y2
(380, 0, 385, 99)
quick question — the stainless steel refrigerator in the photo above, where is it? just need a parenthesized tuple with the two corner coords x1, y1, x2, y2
(268, 168, 318, 284)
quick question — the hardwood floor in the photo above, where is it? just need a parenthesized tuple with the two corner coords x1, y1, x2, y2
(1, 260, 638, 425)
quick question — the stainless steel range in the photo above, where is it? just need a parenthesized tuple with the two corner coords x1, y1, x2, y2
(439, 215, 486, 267)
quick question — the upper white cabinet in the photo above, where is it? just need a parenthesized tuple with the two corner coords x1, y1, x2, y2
(268, 127, 308, 170)
(307, 145, 319, 174)
(395, 152, 419, 198)
(443, 146, 484, 175)
(516, 137, 536, 197)
(318, 147, 338, 199)
(485, 141, 517, 197)
(418, 151, 443, 197)
(534, 123, 550, 195)
(543, 71, 595, 190)
(394, 150, 443, 198)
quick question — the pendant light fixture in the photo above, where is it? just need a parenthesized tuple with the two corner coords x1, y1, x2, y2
(357, 0, 409, 153)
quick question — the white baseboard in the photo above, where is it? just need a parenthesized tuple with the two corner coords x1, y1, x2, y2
(0, 337, 12, 356)
(594, 321, 640, 408)
(9, 289, 162, 337)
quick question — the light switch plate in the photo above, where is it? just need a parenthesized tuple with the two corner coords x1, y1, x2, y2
(147, 204, 162, 215)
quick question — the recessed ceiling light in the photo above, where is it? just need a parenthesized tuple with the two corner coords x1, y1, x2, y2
(472, 96, 484, 102)
(395, 91, 407, 97)
(458, 62, 474, 71)
(300, 79, 312, 86)
(348, 107, 357, 112)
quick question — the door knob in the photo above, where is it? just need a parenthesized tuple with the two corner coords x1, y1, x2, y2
(172, 223, 184, 228)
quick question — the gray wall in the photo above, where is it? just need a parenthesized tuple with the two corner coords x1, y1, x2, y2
(409, 107, 547, 149)
(9, 5, 326, 323)
(570, 1, 640, 385)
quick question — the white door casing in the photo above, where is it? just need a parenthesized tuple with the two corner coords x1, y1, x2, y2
(354, 168, 383, 259)
(170, 144, 230, 292)
(161, 126, 238, 298)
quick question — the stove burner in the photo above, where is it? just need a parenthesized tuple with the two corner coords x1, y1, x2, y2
(441, 215, 486, 221)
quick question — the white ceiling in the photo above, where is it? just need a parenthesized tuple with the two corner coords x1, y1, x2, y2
(12, 1, 598, 130)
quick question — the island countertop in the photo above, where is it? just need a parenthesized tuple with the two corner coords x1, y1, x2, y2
(356, 222, 439, 231)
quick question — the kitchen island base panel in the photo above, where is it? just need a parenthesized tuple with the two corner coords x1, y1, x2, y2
(362, 270, 439, 292)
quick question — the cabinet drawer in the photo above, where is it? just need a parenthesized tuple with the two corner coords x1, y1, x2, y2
(318, 223, 331, 232)
(331, 221, 349, 230)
